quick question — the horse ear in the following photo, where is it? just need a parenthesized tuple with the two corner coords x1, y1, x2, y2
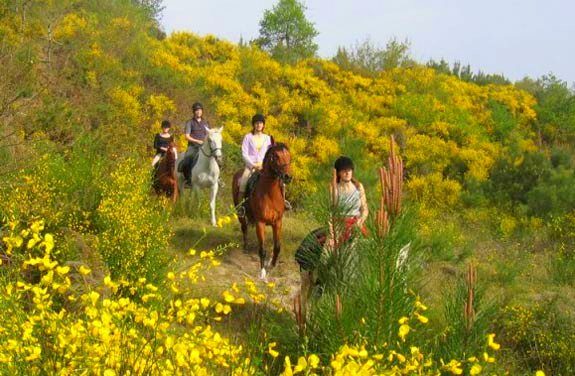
(218, 126, 224, 132)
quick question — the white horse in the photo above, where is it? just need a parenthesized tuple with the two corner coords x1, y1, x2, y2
(178, 127, 223, 226)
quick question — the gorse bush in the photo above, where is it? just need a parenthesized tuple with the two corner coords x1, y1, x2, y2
(0, 221, 252, 375)
(501, 303, 575, 376)
(96, 158, 171, 284)
(0, 222, 510, 375)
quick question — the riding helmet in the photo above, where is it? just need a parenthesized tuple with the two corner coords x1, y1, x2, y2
(192, 102, 203, 111)
(252, 113, 266, 125)
(334, 156, 354, 172)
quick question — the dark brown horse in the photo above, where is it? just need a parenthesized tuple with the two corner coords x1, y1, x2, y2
(232, 143, 291, 280)
(153, 142, 179, 203)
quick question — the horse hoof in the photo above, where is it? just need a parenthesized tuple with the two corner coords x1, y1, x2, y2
(259, 268, 267, 281)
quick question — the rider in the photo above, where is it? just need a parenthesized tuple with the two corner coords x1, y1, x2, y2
(152, 120, 177, 167)
(182, 102, 209, 186)
(331, 156, 368, 243)
(238, 113, 272, 199)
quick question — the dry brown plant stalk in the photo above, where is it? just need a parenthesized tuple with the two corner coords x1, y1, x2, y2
(377, 136, 404, 237)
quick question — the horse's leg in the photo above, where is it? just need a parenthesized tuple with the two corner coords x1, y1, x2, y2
(270, 219, 282, 268)
(256, 221, 267, 280)
(240, 217, 249, 252)
(172, 177, 179, 203)
(210, 181, 218, 227)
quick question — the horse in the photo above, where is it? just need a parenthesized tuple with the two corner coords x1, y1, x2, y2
(153, 142, 178, 203)
(177, 127, 223, 226)
(232, 143, 291, 280)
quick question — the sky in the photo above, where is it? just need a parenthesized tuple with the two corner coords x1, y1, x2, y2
(161, 0, 575, 84)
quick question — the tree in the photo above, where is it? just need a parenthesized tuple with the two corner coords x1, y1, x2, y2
(332, 38, 413, 77)
(256, 0, 318, 64)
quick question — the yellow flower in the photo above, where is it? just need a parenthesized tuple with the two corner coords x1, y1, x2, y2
(78, 265, 91, 275)
(398, 324, 410, 341)
(398, 316, 409, 324)
(268, 342, 279, 358)
(308, 354, 320, 368)
(415, 299, 428, 311)
(442, 359, 463, 375)
(470, 364, 482, 375)
(535, 371, 546, 376)
(282, 356, 293, 376)
(415, 312, 429, 324)
(294, 356, 307, 373)
(56, 265, 70, 275)
(222, 290, 235, 303)
(487, 333, 500, 350)
(483, 352, 495, 363)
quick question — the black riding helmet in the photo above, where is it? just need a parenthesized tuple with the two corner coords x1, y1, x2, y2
(252, 113, 266, 125)
(192, 102, 203, 111)
(334, 156, 354, 172)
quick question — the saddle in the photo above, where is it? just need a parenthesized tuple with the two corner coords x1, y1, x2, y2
(177, 153, 199, 174)
(244, 171, 261, 200)
(236, 171, 261, 220)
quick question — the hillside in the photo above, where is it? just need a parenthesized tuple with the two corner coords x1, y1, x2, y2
(1, 1, 575, 374)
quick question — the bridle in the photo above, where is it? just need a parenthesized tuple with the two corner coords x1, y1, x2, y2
(200, 134, 222, 159)
(265, 149, 292, 184)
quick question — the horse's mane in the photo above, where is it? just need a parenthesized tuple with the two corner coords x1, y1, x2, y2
(263, 143, 289, 165)
(163, 143, 176, 171)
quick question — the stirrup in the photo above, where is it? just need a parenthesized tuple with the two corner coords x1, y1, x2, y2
(236, 205, 246, 218)
(284, 200, 292, 211)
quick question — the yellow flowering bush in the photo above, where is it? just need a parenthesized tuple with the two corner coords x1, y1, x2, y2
(96, 158, 170, 283)
(0, 221, 254, 375)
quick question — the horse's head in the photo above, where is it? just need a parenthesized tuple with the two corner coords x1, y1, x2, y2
(264, 143, 292, 184)
(206, 127, 224, 164)
(166, 142, 177, 160)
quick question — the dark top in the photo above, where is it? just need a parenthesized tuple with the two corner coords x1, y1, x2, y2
(154, 133, 173, 154)
(184, 118, 209, 146)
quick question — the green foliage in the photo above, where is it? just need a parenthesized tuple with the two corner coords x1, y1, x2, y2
(487, 151, 551, 207)
(427, 59, 511, 86)
(517, 74, 575, 144)
(500, 302, 575, 375)
(256, 0, 318, 63)
(303, 205, 421, 354)
(333, 38, 414, 76)
(432, 273, 496, 360)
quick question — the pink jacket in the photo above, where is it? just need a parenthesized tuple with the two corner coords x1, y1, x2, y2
(241, 133, 272, 169)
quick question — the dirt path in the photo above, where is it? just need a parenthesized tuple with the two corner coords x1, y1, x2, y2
(170, 213, 315, 309)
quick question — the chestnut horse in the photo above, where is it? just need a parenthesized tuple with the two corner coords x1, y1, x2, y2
(232, 143, 291, 280)
(153, 143, 178, 202)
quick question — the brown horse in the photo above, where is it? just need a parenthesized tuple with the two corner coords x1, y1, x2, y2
(232, 143, 292, 280)
(153, 142, 179, 203)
